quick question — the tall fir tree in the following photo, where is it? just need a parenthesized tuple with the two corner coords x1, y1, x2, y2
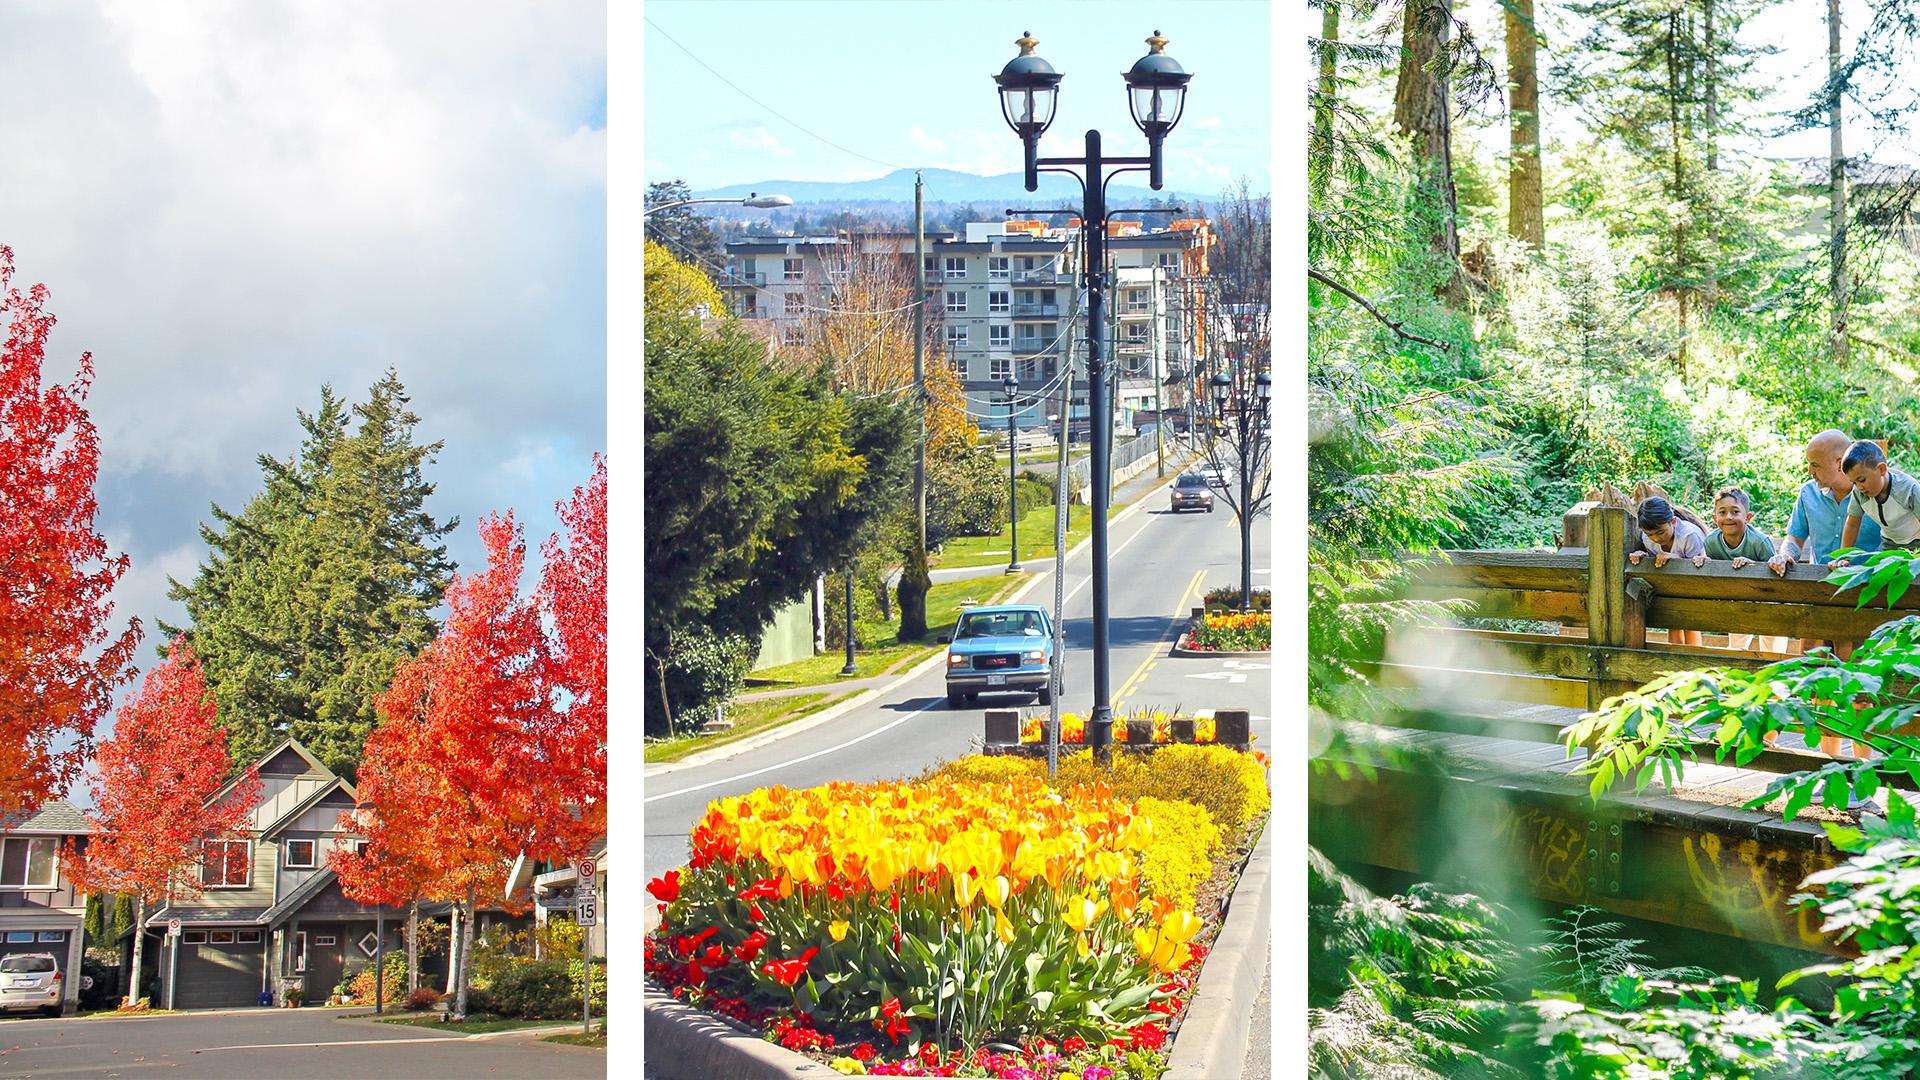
(164, 371, 456, 776)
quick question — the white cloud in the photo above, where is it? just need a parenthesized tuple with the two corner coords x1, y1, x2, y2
(1195, 117, 1224, 129)
(908, 125, 947, 154)
(905, 126, 1021, 176)
(1, 2, 606, 639)
(728, 125, 791, 156)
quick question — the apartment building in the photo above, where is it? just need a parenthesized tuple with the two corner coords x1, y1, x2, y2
(721, 218, 1213, 433)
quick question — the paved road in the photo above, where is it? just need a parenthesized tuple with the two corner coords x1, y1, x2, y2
(0, 1007, 602, 1078)
(643, 484, 1273, 878)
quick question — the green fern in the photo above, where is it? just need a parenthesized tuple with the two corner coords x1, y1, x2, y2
(1536, 906, 1712, 1004)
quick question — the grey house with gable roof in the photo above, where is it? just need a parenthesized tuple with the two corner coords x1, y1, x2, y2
(126, 738, 414, 1008)
(0, 799, 91, 1015)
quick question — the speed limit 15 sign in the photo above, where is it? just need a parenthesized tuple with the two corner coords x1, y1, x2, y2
(577, 895, 598, 927)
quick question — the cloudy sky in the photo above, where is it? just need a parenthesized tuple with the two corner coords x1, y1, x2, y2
(642, 0, 1272, 194)
(1, 1, 606, 679)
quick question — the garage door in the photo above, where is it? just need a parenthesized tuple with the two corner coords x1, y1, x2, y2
(172, 930, 263, 1009)
(0, 930, 70, 973)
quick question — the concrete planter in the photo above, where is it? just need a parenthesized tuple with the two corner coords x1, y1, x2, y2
(1169, 631, 1270, 659)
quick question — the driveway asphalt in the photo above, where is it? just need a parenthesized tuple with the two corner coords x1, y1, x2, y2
(0, 1006, 604, 1078)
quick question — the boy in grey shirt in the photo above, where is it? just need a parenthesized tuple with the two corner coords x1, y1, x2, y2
(1839, 440, 1920, 556)
(1695, 486, 1775, 566)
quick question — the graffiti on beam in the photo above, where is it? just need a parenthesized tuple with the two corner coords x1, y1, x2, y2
(1491, 803, 1594, 900)
(1682, 832, 1834, 950)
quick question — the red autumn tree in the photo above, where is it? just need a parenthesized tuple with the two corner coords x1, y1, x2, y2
(354, 513, 546, 1018)
(535, 456, 606, 860)
(0, 245, 140, 819)
(69, 638, 259, 1007)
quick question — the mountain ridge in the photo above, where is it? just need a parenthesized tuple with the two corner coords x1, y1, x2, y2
(693, 167, 1226, 207)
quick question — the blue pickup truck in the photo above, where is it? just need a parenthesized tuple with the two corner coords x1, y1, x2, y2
(944, 604, 1056, 708)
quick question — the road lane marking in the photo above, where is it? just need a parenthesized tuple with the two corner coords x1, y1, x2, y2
(643, 698, 944, 804)
(1114, 569, 1207, 709)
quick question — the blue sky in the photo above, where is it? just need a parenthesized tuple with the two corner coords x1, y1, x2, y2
(643, 0, 1272, 195)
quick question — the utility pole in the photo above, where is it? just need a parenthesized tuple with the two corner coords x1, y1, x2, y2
(1152, 264, 1164, 478)
(914, 172, 928, 549)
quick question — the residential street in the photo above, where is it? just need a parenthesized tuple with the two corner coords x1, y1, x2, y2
(642, 472, 1273, 878)
(0, 1008, 603, 1079)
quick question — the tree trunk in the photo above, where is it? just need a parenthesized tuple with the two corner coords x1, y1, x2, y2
(406, 899, 420, 993)
(1314, 1, 1340, 185)
(1830, 0, 1849, 365)
(1667, 11, 1690, 375)
(1395, 0, 1465, 302)
(896, 544, 930, 640)
(1505, 0, 1545, 249)
(444, 910, 461, 997)
(452, 886, 477, 1019)
(125, 896, 145, 1008)
(1704, 0, 1720, 304)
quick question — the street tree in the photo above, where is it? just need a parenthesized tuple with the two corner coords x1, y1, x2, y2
(1202, 184, 1274, 608)
(361, 513, 545, 1019)
(165, 372, 457, 777)
(645, 180, 723, 267)
(536, 456, 608, 859)
(68, 639, 260, 1007)
(0, 247, 142, 821)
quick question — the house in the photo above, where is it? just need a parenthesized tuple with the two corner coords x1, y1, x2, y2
(126, 738, 411, 1008)
(0, 800, 91, 1016)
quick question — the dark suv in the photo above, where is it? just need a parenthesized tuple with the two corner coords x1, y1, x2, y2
(1170, 472, 1214, 513)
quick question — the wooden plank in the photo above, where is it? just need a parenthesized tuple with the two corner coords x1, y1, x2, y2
(1628, 558, 1919, 610)
(1588, 507, 1630, 647)
(1406, 585, 1587, 623)
(1370, 663, 1589, 709)
(1649, 596, 1904, 640)
(1392, 627, 1775, 684)
(1409, 550, 1586, 592)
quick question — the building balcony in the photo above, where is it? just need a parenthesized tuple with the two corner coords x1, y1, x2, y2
(1012, 303, 1060, 318)
(1013, 269, 1059, 284)
(721, 271, 767, 287)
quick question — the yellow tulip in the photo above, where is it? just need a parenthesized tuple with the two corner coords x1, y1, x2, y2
(953, 870, 980, 908)
(1075, 932, 1090, 959)
(829, 920, 850, 943)
(995, 908, 1015, 944)
(1132, 926, 1159, 963)
(1122, 813, 1153, 849)
(1062, 895, 1100, 933)
(982, 875, 1011, 910)
(868, 849, 897, 892)
(1160, 910, 1203, 945)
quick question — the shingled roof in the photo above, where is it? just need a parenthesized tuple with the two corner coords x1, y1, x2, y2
(0, 799, 91, 835)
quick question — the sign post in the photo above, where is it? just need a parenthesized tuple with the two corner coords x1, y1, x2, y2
(374, 909, 386, 1014)
(166, 919, 181, 1011)
(575, 858, 597, 1037)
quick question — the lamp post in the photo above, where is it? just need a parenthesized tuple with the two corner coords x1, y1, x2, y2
(840, 569, 858, 676)
(995, 29, 1191, 763)
(643, 192, 793, 216)
(1004, 375, 1024, 574)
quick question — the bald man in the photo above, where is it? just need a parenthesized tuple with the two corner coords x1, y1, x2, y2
(1769, 429, 1882, 575)
(1769, 429, 1882, 759)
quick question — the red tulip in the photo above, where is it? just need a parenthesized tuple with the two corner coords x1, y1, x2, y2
(734, 930, 770, 964)
(646, 869, 681, 902)
(761, 946, 819, 987)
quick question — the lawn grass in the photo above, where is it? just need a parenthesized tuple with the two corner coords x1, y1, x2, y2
(936, 504, 1095, 569)
(742, 575, 1028, 692)
(643, 691, 849, 763)
(373, 1013, 563, 1033)
(543, 1031, 607, 1047)
(994, 449, 1087, 468)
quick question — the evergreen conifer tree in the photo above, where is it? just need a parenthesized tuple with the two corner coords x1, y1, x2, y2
(164, 372, 456, 776)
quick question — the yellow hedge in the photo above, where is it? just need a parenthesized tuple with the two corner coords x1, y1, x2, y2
(935, 755, 1040, 785)
(1133, 796, 1222, 909)
(938, 746, 1269, 833)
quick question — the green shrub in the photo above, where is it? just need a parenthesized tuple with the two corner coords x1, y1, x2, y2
(1135, 796, 1223, 908)
(656, 625, 753, 736)
(405, 987, 441, 1011)
(346, 954, 408, 1006)
(483, 959, 578, 1019)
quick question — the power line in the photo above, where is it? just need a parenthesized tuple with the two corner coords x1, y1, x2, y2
(648, 229, 925, 317)
(645, 16, 910, 173)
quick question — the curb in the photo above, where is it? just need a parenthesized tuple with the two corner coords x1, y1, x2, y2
(1169, 632, 1272, 660)
(1163, 820, 1271, 1080)
(643, 991, 829, 1079)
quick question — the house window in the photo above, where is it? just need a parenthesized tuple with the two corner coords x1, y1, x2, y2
(1018, 257, 1035, 271)
(0, 837, 57, 888)
(945, 257, 967, 279)
(989, 356, 1012, 380)
(4, 931, 33, 943)
(238, 930, 261, 944)
(945, 290, 966, 313)
(1040, 290, 1057, 306)
(1159, 252, 1179, 268)
(782, 324, 806, 346)
(1019, 358, 1039, 382)
(315, 935, 337, 947)
(183, 930, 206, 944)
(923, 256, 938, 276)
(988, 291, 1010, 313)
(989, 325, 1011, 349)
(989, 257, 1009, 278)
(358, 932, 380, 957)
(210, 930, 235, 945)
(285, 839, 316, 870)
(36, 931, 64, 943)
(947, 354, 966, 377)
(200, 839, 250, 889)
(945, 326, 968, 348)
(1127, 325, 1149, 342)
(784, 292, 804, 315)
(294, 931, 307, 972)
(783, 257, 803, 282)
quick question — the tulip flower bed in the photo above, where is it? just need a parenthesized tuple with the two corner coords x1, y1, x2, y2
(644, 764, 1260, 1079)
(1183, 611, 1269, 652)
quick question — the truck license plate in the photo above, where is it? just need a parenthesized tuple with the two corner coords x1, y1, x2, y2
(987, 674, 1007, 686)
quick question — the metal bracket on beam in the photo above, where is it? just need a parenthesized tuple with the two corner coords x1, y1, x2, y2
(1586, 815, 1625, 898)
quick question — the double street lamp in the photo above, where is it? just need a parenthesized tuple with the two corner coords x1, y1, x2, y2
(994, 29, 1192, 762)
(642, 192, 793, 217)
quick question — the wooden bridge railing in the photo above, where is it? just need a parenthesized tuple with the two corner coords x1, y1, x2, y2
(1387, 505, 1918, 712)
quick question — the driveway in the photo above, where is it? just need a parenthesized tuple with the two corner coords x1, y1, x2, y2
(0, 1006, 603, 1078)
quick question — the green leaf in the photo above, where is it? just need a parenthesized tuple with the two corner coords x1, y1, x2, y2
(1784, 780, 1815, 822)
